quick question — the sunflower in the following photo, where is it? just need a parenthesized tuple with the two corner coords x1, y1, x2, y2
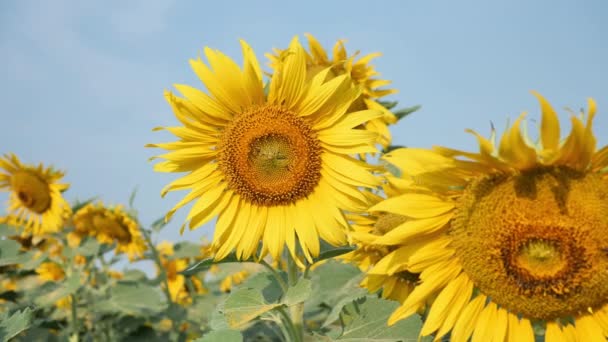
(157, 242, 207, 305)
(342, 190, 420, 304)
(0, 154, 71, 235)
(36, 262, 65, 282)
(219, 270, 250, 293)
(71, 202, 147, 260)
(267, 33, 398, 148)
(368, 92, 608, 341)
(148, 37, 382, 263)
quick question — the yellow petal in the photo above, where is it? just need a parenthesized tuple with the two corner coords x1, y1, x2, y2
(531, 91, 561, 152)
(370, 193, 454, 219)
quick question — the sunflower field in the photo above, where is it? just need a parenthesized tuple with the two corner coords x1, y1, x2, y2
(2, 18, 608, 342)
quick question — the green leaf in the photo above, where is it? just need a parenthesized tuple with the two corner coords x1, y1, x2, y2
(283, 278, 311, 306)
(335, 297, 423, 341)
(312, 246, 356, 264)
(150, 215, 169, 232)
(223, 288, 280, 328)
(129, 186, 139, 208)
(172, 241, 203, 259)
(307, 261, 367, 327)
(182, 253, 252, 276)
(377, 100, 398, 110)
(71, 197, 98, 213)
(35, 272, 81, 307)
(383, 145, 406, 154)
(393, 105, 421, 121)
(0, 307, 34, 341)
(0, 239, 34, 266)
(75, 237, 100, 257)
(196, 329, 243, 342)
(96, 281, 166, 315)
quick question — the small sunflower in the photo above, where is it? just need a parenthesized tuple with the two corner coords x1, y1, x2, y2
(369, 92, 608, 341)
(219, 270, 250, 293)
(148, 37, 382, 263)
(267, 33, 398, 148)
(0, 154, 71, 235)
(157, 242, 207, 305)
(343, 191, 420, 304)
(72, 202, 147, 260)
(36, 262, 65, 282)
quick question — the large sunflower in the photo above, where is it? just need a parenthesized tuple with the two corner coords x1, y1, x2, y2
(71, 202, 147, 260)
(0, 154, 71, 235)
(267, 34, 398, 148)
(148, 37, 382, 263)
(368, 92, 608, 341)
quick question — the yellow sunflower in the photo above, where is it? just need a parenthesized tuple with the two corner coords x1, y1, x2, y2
(157, 242, 207, 305)
(343, 191, 420, 304)
(148, 37, 382, 263)
(267, 33, 398, 148)
(219, 270, 250, 293)
(71, 202, 147, 260)
(369, 92, 608, 341)
(36, 262, 65, 282)
(0, 154, 71, 235)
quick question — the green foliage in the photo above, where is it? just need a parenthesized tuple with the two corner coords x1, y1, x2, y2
(34, 272, 81, 307)
(96, 281, 166, 316)
(196, 329, 243, 342)
(334, 297, 423, 341)
(0, 308, 34, 341)
(0, 239, 33, 267)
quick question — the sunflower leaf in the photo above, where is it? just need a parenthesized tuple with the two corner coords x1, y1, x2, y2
(195, 329, 243, 342)
(0, 239, 27, 266)
(182, 253, 253, 276)
(223, 288, 281, 328)
(35, 272, 81, 307)
(312, 245, 356, 264)
(393, 105, 421, 121)
(334, 297, 423, 341)
(95, 281, 166, 315)
(282, 278, 312, 306)
(0, 307, 34, 341)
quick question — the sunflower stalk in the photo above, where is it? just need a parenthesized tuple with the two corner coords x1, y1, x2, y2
(141, 228, 173, 305)
(286, 253, 304, 342)
(70, 293, 79, 342)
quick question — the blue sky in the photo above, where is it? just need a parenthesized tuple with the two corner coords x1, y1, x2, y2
(1, 0, 607, 249)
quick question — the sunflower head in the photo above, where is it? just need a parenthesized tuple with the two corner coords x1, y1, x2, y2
(72, 202, 147, 260)
(157, 241, 206, 305)
(267, 33, 398, 148)
(148, 36, 382, 263)
(0, 154, 71, 235)
(36, 262, 65, 282)
(369, 92, 608, 341)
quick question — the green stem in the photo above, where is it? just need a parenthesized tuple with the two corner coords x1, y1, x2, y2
(287, 254, 304, 342)
(260, 259, 288, 293)
(276, 307, 298, 342)
(70, 294, 79, 342)
(142, 229, 174, 304)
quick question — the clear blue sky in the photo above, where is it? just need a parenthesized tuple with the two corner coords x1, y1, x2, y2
(1, 0, 607, 247)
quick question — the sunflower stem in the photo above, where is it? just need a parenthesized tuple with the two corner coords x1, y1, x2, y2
(70, 293, 79, 342)
(276, 307, 298, 342)
(286, 253, 304, 342)
(142, 229, 174, 305)
(260, 259, 288, 293)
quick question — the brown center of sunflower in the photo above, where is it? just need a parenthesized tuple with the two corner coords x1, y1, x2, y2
(450, 166, 608, 320)
(10, 171, 51, 214)
(92, 215, 132, 243)
(218, 104, 322, 206)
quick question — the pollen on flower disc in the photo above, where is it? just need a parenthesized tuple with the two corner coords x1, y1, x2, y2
(218, 105, 322, 206)
(449, 166, 608, 320)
